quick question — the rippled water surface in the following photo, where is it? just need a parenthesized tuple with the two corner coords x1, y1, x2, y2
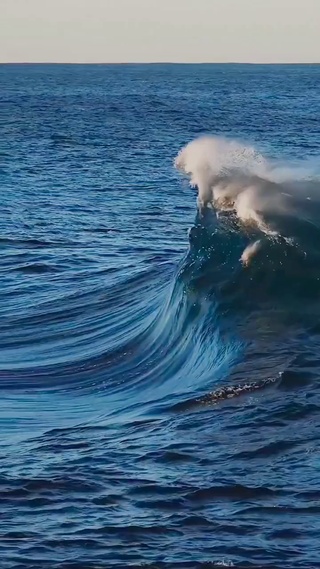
(1, 64, 320, 568)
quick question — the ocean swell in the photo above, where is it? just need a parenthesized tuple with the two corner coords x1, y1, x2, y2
(4, 137, 320, 418)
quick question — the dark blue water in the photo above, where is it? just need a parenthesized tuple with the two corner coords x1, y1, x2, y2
(1, 64, 320, 569)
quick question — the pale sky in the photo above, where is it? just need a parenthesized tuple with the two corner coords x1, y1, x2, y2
(1, 0, 320, 63)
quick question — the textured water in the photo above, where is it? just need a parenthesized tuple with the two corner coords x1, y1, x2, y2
(1, 64, 320, 569)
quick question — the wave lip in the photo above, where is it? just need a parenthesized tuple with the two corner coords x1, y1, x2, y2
(175, 135, 320, 241)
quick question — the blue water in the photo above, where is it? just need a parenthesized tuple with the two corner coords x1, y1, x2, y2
(1, 63, 320, 569)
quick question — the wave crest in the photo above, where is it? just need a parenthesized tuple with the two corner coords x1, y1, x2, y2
(175, 135, 320, 239)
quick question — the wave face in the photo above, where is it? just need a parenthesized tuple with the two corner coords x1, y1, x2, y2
(1, 64, 320, 569)
(176, 135, 320, 297)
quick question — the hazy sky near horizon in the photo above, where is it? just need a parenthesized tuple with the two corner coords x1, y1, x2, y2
(1, 0, 319, 63)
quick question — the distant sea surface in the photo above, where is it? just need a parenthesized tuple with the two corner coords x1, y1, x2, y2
(1, 63, 320, 568)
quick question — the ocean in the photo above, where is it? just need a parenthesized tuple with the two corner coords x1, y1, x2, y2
(1, 63, 320, 568)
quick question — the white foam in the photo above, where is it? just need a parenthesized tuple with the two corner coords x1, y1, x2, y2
(241, 240, 262, 266)
(175, 136, 320, 236)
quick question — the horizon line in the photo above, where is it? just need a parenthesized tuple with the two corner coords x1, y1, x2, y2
(1, 61, 320, 66)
